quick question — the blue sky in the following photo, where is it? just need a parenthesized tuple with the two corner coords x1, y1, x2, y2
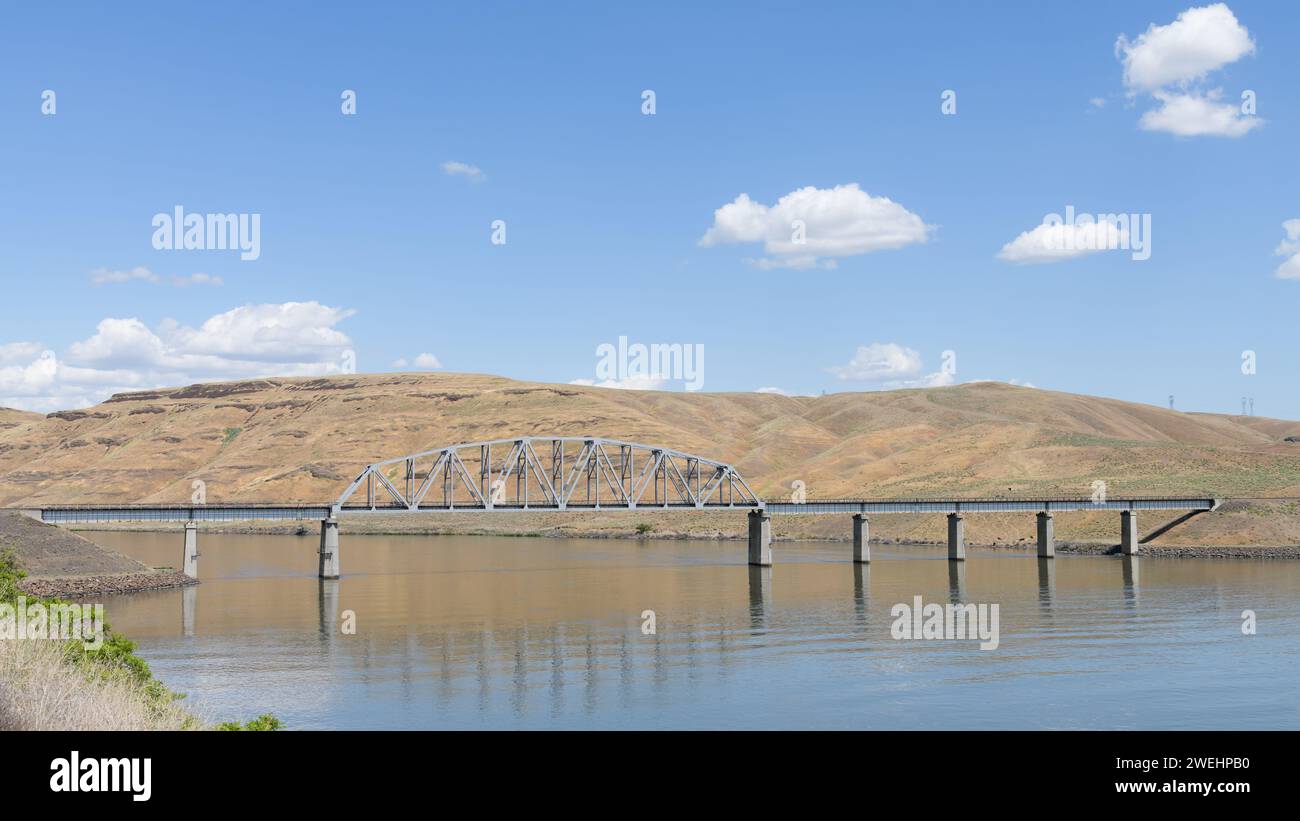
(1, 1, 1297, 416)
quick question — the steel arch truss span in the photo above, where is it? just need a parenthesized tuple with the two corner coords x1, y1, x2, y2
(334, 437, 760, 513)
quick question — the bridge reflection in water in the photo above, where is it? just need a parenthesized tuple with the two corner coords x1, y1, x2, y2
(77, 529, 1288, 730)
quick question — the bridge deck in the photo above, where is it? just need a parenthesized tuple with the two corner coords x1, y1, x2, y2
(34, 505, 333, 523)
(763, 498, 1220, 514)
(26, 497, 1219, 523)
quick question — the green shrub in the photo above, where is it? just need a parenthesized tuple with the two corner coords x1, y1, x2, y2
(217, 713, 283, 731)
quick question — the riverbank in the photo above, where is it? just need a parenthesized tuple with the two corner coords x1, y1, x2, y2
(0, 549, 199, 731)
(0, 511, 196, 597)
(0, 518, 281, 730)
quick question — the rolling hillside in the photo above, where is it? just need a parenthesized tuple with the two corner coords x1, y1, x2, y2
(0, 407, 40, 432)
(1, 373, 1298, 547)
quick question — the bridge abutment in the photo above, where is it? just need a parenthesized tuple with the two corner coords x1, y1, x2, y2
(182, 521, 199, 578)
(947, 513, 965, 561)
(319, 518, 340, 579)
(852, 514, 870, 563)
(1121, 510, 1138, 556)
(1036, 512, 1055, 558)
(747, 510, 772, 566)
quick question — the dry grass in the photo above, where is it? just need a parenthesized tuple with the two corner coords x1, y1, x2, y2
(3, 372, 1300, 544)
(0, 637, 198, 731)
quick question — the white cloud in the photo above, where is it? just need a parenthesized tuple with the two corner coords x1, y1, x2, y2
(91, 266, 159, 285)
(1115, 4, 1260, 138)
(172, 272, 223, 287)
(1275, 219, 1300, 279)
(997, 219, 1128, 264)
(1116, 3, 1255, 92)
(92, 267, 226, 287)
(826, 343, 924, 381)
(1138, 89, 1261, 137)
(883, 370, 956, 389)
(441, 161, 485, 182)
(755, 386, 791, 396)
(159, 302, 355, 364)
(826, 343, 957, 390)
(392, 353, 443, 370)
(699, 184, 931, 268)
(569, 375, 669, 391)
(1089, 97, 1107, 108)
(0, 302, 357, 411)
(0, 342, 44, 366)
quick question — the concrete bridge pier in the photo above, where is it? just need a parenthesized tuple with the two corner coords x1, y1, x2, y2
(852, 563, 869, 625)
(1037, 558, 1056, 609)
(1121, 511, 1139, 556)
(1121, 555, 1141, 607)
(319, 518, 340, 579)
(182, 521, 199, 578)
(319, 578, 339, 642)
(947, 513, 966, 561)
(1036, 512, 1055, 558)
(947, 561, 967, 603)
(181, 585, 196, 637)
(747, 510, 772, 567)
(852, 514, 870, 563)
(747, 565, 771, 628)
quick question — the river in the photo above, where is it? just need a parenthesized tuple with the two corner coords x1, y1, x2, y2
(92, 531, 1300, 730)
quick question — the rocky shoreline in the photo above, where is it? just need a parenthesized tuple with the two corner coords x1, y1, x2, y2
(19, 570, 198, 599)
(969, 541, 1300, 559)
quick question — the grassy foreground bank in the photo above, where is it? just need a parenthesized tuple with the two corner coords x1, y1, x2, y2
(0, 551, 278, 731)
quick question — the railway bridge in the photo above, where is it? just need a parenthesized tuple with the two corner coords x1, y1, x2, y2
(26, 436, 1220, 578)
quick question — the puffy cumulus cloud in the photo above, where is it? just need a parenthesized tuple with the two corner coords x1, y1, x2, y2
(699, 184, 931, 269)
(1139, 89, 1262, 137)
(755, 386, 791, 396)
(1275, 219, 1300, 280)
(159, 302, 355, 364)
(0, 341, 44, 366)
(0, 302, 357, 412)
(1117, 3, 1255, 92)
(441, 161, 485, 182)
(65, 318, 169, 370)
(826, 343, 956, 390)
(826, 343, 924, 381)
(0, 350, 141, 413)
(997, 219, 1129, 264)
(1115, 4, 1260, 138)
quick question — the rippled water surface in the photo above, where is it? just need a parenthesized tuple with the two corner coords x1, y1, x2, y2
(93, 532, 1300, 729)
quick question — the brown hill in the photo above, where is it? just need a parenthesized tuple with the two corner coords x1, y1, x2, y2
(0, 407, 40, 432)
(0, 511, 151, 577)
(1, 372, 1298, 510)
